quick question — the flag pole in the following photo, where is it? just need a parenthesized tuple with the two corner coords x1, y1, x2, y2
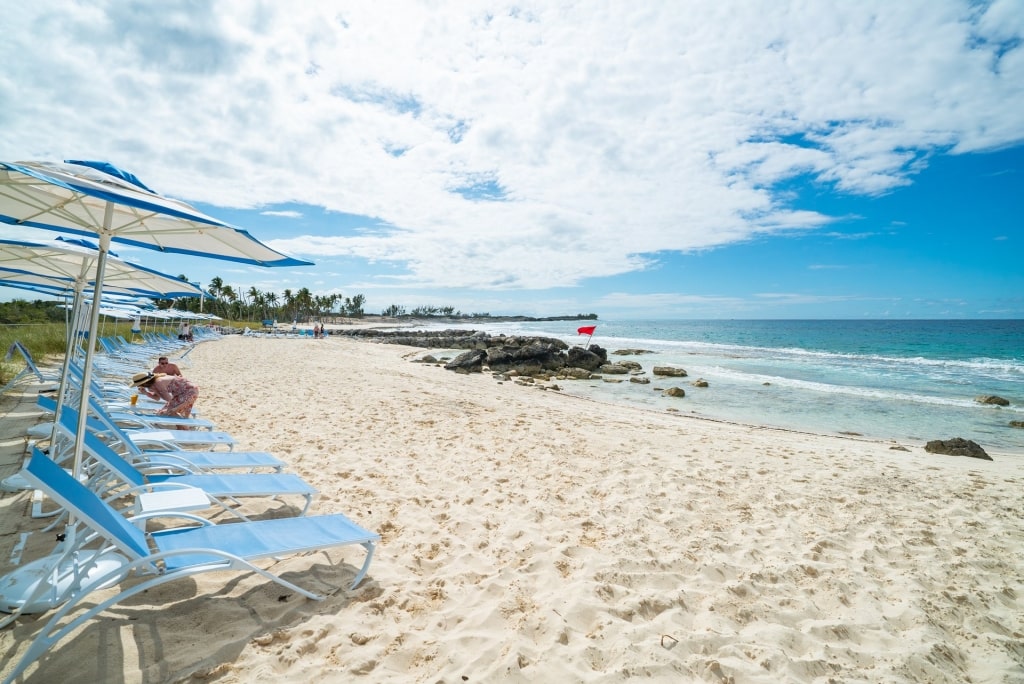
(577, 325, 597, 350)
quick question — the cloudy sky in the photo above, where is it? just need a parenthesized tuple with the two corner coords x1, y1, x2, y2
(3, 1, 1022, 318)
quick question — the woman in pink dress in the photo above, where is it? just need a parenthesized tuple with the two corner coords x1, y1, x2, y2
(130, 371, 200, 418)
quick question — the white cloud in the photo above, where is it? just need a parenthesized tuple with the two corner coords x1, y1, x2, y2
(4, 1, 1022, 291)
(261, 210, 303, 219)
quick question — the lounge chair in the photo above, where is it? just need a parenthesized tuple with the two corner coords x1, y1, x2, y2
(36, 393, 217, 431)
(28, 398, 236, 452)
(46, 402, 286, 473)
(68, 430, 318, 518)
(2, 449, 378, 683)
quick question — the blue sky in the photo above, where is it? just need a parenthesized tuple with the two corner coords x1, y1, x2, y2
(3, 2, 1023, 319)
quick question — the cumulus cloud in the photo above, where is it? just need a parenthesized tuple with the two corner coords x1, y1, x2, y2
(4, 1, 1022, 290)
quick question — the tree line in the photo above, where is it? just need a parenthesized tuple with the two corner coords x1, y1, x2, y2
(158, 276, 367, 323)
(1, 274, 597, 324)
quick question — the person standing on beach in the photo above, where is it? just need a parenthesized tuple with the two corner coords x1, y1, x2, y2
(152, 356, 182, 376)
(130, 371, 199, 418)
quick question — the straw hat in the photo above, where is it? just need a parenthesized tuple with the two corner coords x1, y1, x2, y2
(129, 371, 163, 387)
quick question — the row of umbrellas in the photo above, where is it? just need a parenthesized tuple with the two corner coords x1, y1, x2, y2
(0, 159, 312, 488)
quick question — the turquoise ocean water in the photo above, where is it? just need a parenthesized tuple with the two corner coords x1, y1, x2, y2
(426, 319, 1024, 455)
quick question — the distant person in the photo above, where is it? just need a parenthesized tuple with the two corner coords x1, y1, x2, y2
(152, 356, 182, 376)
(178, 321, 193, 342)
(131, 371, 199, 418)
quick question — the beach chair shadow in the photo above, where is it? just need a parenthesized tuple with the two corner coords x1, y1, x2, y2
(1, 450, 379, 683)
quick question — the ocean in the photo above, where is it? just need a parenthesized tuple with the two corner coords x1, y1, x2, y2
(424, 319, 1024, 455)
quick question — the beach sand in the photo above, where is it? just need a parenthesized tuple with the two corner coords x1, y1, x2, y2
(2, 334, 1023, 683)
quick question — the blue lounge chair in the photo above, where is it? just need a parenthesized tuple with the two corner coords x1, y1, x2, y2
(2, 450, 378, 683)
(69, 429, 318, 518)
(46, 401, 286, 473)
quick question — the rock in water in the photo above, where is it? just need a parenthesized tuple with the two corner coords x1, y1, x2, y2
(975, 395, 1010, 406)
(924, 438, 992, 461)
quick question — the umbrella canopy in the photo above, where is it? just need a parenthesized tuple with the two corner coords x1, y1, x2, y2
(0, 238, 206, 299)
(0, 161, 311, 266)
(0, 237, 209, 460)
(0, 160, 312, 486)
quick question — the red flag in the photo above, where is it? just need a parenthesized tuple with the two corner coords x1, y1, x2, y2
(577, 325, 596, 335)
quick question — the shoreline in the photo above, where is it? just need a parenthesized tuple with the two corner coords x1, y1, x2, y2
(2, 334, 1023, 682)
(322, 324, 1024, 460)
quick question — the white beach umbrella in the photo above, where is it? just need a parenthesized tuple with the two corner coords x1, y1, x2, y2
(0, 237, 208, 469)
(0, 160, 311, 618)
(0, 160, 311, 483)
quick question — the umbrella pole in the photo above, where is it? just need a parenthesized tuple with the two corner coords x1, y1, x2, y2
(48, 281, 88, 449)
(71, 204, 113, 483)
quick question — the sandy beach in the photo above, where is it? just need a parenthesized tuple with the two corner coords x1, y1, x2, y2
(2, 333, 1023, 683)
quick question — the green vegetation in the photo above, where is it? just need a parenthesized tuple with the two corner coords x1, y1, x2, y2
(165, 277, 366, 322)
(379, 305, 598, 321)
(0, 319, 148, 385)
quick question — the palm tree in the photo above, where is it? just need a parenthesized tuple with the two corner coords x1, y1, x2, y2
(348, 294, 365, 317)
(295, 287, 313, 321)
(266, 292, 279, 321)
(247, 287, 262, 322)
(282, 289, 295, 322)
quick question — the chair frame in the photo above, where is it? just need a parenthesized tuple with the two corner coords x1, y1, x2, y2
(2, 450, 378, 684)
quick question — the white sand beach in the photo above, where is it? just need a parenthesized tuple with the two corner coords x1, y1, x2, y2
(2, 334, 1023, 683)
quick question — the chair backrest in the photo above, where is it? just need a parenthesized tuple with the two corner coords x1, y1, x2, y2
(84, 395, 146, 456)
(53, 406, 147, 487)
(5, 341, 45, 380)
(37, 394, 107, 430)
(23, 448, 150, 560)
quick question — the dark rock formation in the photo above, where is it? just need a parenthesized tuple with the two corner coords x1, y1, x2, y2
(444, 349, 486, 373)
(612, 349, 655, 355)
(975, 395, 1010, 406)
(567, 345, 607, 371)
(485, 341, 567, 374)
(1010, 420, 1024, 429)
(599, 363, 631, 374)
(662, 387, 686, 397)
(924, 438, 992, 461)
(342, 327, 622, 380)
(691, 378, 709, 388)
(653, 366, 688, 377)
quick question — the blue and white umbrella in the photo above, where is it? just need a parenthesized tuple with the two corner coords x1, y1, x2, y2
(0, 237, 209, 478)
(0, 160, 312, 483)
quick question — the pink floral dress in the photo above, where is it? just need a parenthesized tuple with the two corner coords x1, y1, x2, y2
(157, 376, 199, 418)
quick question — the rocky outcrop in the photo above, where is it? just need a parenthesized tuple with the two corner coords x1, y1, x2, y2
(337, 327, 614, 379)
(662, 387, 686, 397)
(924, 438, 992, 461)
(691, 378, 709, 388)
(612, 349, 654, 355)
(1009, 421, 1024, 429)
(975, 395, 1010, 406)
(444, 349, 486, 373)
(485, 341, 567, 374)
(653, 366, 688, 377)
(599, 363, 631, 374)
(567, 345, 607, 371)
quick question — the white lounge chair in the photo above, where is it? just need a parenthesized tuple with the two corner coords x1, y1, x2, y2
(71, 430, 318, 518)
(2, 449, 378, 683)
(49, 402, 287, 474)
